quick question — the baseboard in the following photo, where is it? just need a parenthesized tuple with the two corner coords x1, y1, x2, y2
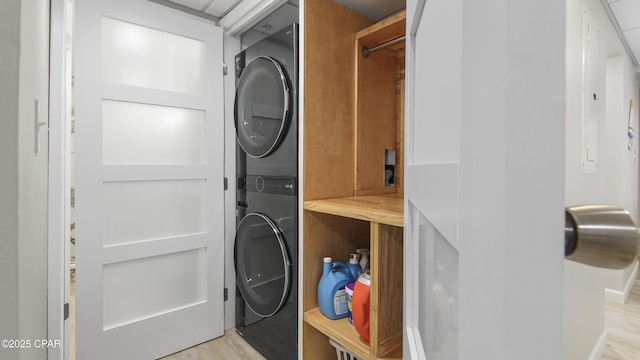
(605, 260, 639, 304)
(588, 329, 607, 360)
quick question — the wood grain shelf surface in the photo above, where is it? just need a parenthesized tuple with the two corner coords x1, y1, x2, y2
(303, 194, 404, 227)
(303, 307, 402, 360)
(356, 10, 406, 45)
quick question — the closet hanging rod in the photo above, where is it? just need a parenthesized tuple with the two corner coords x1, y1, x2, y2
(362, 35, 406, 58)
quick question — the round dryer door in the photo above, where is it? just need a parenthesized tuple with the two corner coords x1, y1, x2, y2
(235, 56, 291, 158)
(235, 213, 291, 317)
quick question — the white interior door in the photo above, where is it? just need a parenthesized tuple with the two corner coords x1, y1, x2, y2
(404, 1, 566, 359)
(74, 0, 225, 359)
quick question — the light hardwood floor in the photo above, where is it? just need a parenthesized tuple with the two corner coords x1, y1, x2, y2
(159, 330, 266, 360)
(601, 259, 640, 359)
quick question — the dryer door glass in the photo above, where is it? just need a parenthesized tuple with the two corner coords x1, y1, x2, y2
(235, 56, 291, 158)
(235, 213, 290, 317)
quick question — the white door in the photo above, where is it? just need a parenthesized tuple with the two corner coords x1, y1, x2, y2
(404, 1, 566, 359)
(74, 0, 225, 359)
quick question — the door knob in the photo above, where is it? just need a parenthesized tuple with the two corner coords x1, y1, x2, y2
(565, 204, 638, 269)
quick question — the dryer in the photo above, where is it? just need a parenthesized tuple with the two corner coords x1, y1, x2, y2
(234, 23, 298, 360)
(235, 23, 298, 178)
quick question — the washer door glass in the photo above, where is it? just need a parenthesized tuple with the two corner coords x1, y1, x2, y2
(235, 213, 290, 317)
(235, 56, 291, 158)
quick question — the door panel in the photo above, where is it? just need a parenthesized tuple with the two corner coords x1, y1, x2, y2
(404, 0, 566, 359)
(102, 101, 207, 165)
(101, 16, 206, 94)
(74, 0, 224, 359)
(102, 248, 207, 329)
(404, 2, 461, 358)
(102, 179, 207, 245)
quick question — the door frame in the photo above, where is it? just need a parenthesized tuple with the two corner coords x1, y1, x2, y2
(403, 1, 425, 358)
(48, 0, 72, 359)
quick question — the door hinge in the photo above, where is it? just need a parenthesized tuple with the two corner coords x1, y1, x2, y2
(224, 177, 228, 191)
(224, 288, 228, 301)
(63, 303, 70, 321)
(223, 62, 228, 76)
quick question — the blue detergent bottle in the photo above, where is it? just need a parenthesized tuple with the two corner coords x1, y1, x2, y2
(318, 257, 353, 319)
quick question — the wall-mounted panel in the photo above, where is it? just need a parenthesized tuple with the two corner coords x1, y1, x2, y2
(581, 7, 605, 174)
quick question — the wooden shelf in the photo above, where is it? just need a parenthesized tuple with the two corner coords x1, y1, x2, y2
(356, 11, 406, 49)
(303, 194, 403, 227)
(304, 194, 404, 358)
(304, 308, 402, 360)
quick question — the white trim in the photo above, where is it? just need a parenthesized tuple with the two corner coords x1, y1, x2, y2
(48, 0, 72, 359)
(297, 1, 304, 358)
(102, 233, 207, 264)
(605, 260, 639, 303)
(404, 2, 424, 357)
(409, 0, 426, 36)
(588, 329, 608, 360)
(103, 165, 207, 182)
(218, 0, 287, 36)
(102, 84, 207, 110)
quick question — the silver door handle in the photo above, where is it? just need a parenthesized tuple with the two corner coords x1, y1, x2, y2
(565, 204, 638, 269)
(34, 99, 47, 154)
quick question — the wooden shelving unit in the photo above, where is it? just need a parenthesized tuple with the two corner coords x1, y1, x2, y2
(354, 12, 406, 197)
(302, 1, 406, 358)
(304, 308, 401, 360)
(303, 195, 403, 359)
(303, 194, 403, 227)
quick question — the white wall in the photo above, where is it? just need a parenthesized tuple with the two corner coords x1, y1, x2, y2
(0, 1, 49, 359)
(0, 0, 21, 359)
(564, 0, 640, 358)
(565, 0, 639, 235)
(602, 55, 640, 302)
(17, 0, 50, 359)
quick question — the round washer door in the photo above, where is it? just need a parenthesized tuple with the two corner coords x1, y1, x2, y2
(235, 56, 291, 158)
(235, 213, 291, 317)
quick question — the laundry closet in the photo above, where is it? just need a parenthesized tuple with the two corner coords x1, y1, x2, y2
(301, 0, 406, 358)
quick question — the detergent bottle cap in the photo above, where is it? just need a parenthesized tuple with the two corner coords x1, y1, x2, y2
(357, 270, 371, 285)
(349, 253, 359, 264)
(323, 257, 332, 263)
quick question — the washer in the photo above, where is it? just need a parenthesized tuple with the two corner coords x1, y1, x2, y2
(234, 23, 298, 360)
(235, 23, 298, 178)
(235, 175, 297, 360)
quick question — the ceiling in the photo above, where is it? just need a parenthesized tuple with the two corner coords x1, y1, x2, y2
(603, 0, 639, 65)
(161, 0, 297, 19)
(151, 0, 299, 35)
(154, 0, 639, 66)
(152, 0, 401, 36)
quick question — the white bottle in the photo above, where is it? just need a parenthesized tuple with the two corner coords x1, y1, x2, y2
(357, 248, 369, 274)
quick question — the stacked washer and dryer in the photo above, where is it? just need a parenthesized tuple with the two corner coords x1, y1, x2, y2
(234, 24, 299, 360)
